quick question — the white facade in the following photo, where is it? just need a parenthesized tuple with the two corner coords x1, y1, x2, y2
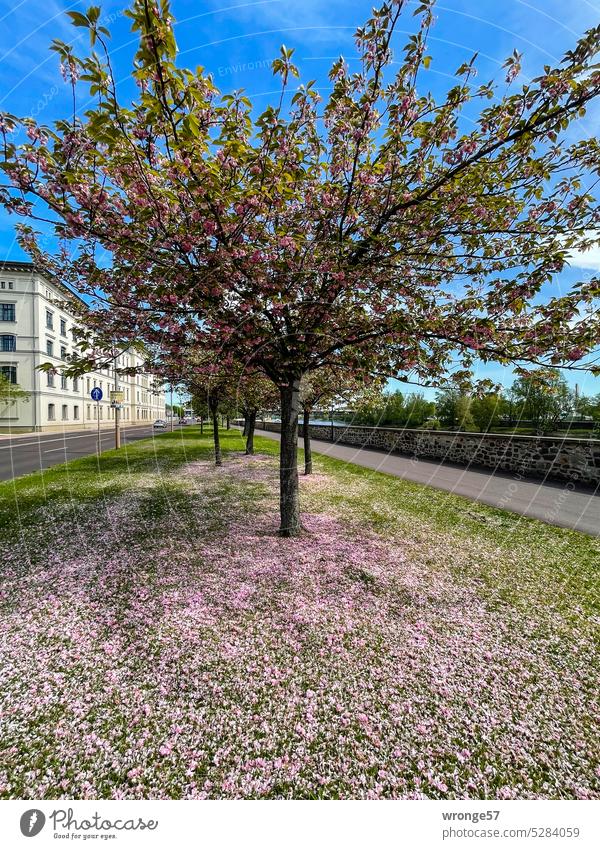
(0, 261, 166, 432)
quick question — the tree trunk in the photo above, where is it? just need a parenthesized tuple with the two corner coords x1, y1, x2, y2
(245, 410, 256, 455)
(226, 415, 230, 430)
(210, 401, 222, 466)
(279, 378, 301, 536)
(200, 416, 203, 435)
(242, 413, 249, 437)
(303, 407, 312, 475)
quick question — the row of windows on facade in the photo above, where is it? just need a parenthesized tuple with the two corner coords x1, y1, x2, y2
(0, 281, 15, 290)
(47, 404, 155, 421)
(1, 362, 151, 407)
(0, 303, 71, 333)
(2, 304, 139, 368)
(4, 306, 149, 379)
(46, 371, 150, 403)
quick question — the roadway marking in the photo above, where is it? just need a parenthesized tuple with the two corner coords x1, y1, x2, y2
(0, 428, 154, 450)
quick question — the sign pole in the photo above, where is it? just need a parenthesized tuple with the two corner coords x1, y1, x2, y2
(91, 387, 104, 456)
(114, 356, 121, 450)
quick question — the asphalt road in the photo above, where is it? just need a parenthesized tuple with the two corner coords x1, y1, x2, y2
(255, 428, 600, 537)
(0, 425, 178, 482)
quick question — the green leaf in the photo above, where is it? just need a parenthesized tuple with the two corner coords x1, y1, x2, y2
(66, 11, 90, 28)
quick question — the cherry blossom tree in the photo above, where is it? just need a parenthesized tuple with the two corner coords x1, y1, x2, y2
(299, 367, 384, 474)
(1, 0, 600, 534)
(237, 374, 279, 455)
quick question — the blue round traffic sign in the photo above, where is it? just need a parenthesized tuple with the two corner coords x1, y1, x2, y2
(91, 387, 103, 401)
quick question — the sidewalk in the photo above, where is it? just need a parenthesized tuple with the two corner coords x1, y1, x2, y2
(255, 428, 600, 537)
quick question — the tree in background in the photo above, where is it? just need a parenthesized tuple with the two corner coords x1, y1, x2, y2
(434, 388, 462, 429)
(402, 393, 436, 428)
(470, 392, 509, 432)
(454, 394, 475, 432)
(509, 369, 573, 434)
(0, 373, 29, 410)
(3, 1, 600, 535)
(350, 390, 434, 429)
(238, 374, 279, 455)
(190, 396, 209, 434)
(300, 368, 384, 474)
(573, 393, 600, 421)
(166, 402, 184, 419)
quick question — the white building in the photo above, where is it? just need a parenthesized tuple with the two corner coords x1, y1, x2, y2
(0, 260, 166, 432)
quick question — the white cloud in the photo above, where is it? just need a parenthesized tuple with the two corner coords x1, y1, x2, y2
(566, 231, 600, 272)
(567, 245, 600, 272)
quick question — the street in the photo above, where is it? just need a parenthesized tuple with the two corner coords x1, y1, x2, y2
(0, 425, 179, 481)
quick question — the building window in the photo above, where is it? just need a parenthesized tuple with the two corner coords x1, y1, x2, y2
(87, 404, 91, 420)
(61, 374, 68, 390)
(62, 404, 68, 420)
(8, 282, 13, 290)
(73, 377, 79, 392)
(73, 405, 79, 420)
(126, 389, 129, 400)
(1, 335, 16, 352)
(48, 403, 55, 421)
(60, 345, 67, 360)
(86, 378, 90, 392)
(47, 371, 55, 388)
(60, 318, 67, 336)
(1, 365, 17, 384)
(45, 310, 54, 329)
(1, 304, 15, 322)
(99, 406, 103, 419)
(46, 340, 53, 356)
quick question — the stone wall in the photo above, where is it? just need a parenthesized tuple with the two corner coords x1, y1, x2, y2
(253, 421, 600, 486)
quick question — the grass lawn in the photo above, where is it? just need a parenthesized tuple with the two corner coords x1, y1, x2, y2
(0, 427, 598, 799)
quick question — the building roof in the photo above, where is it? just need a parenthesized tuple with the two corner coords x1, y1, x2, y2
(0, 259, 88, 307)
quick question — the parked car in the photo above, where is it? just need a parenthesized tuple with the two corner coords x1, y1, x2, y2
(153, 419, 167, 430)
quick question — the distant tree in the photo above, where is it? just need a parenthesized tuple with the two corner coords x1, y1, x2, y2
(348, 390, 396, 426)
(166, 402, 184, 418)
(350, 390, 433, 428)
(455, 395, 475, 431)
(300, 368, 383, 474)
(421, 416, 441, 430)
(510, 369, 573, 433)
(238, 374, 279, 455)
(435, 388, 462, 429)
(573, 393, 600, 421)
(190, 396, 209, 434)
(402, 393, 436, 428)
(470, 392, 509, 431)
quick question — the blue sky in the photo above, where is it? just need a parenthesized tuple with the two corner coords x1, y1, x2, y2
(1, 0, 599, 400)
